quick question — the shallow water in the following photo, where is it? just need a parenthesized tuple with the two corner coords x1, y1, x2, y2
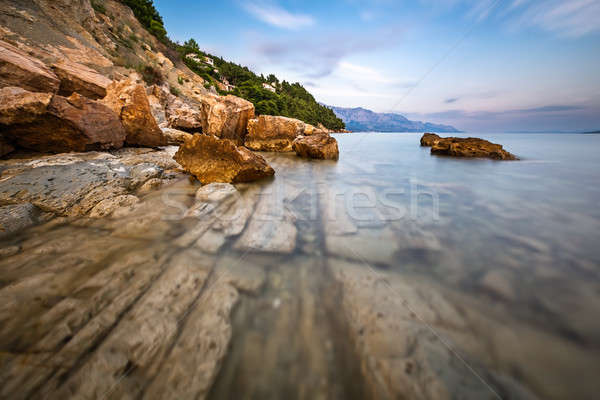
(1, 132, 599, 399)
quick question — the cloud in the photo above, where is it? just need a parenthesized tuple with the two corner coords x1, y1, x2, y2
(242, 2, 315, 30)
(252, 27, 403, 78)
(465, 0, 600, 37)
(445, 97, 459, 104)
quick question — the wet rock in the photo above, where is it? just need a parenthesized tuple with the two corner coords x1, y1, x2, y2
(195, 183, 238, 203)
(0, 150, 173, 216)
(88, 195, 139, 218)
(420, 132, 441, 147)
(174, 134, 275, 184)
(234, 186, 297, 254)
(0, 203, 42, 238)
(51, 60, 112, 99)
(102, 79, 168, 147)
(325, 227, 398, 266)
(0, 39, 60, 93)
(293, 133, 339, 160)
(161, 127, 194, 145)
(245, 115, 306, 152)
(480, 270, 516, 301)
(328, 259, 536, 400)
(0, 87, 126, 152)
(429, 136, 517, 160)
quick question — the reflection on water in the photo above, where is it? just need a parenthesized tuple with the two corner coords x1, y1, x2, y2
(0, 133, 599, 399)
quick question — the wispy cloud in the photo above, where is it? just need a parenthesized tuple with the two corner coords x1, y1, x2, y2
(242, 2, 315, 30)
(465, 0, 600, 37)
(252, 27, 403, 78)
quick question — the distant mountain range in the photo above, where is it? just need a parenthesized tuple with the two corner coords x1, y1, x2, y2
(326, 105, 461, 133)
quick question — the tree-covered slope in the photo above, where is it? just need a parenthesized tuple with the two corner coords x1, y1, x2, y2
(117, 0, 344, 130)
(180, 40, 344, 130)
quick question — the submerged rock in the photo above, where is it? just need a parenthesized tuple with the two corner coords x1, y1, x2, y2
(420, 133, 517, 160)
(293, 133, 339, 160)
(102, 79, 168, 147)
(174, 134, 275, 184)
(0, 87, 125, 152)
(0, 39, 59, 93)
(51, 60, 112, 100)
(245, 115, 307, 152)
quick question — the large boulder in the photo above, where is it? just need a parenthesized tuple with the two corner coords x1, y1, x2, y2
(167, 97, 203, 133)
(0, 87, 125, 152)
(198, 94, 255, 144)
(245, 115, 306, 152)
(174, 134, 275, 184)
(102, 79, 168, 147)
(431, 137, 517, 160)
(292, 133, 339, 160)
(0, 40, 60, 93)
(52, 61, 112, 100)
(420, 132, 441, 147)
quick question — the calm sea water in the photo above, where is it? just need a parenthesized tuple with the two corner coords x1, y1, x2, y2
(1, 132, 599, 399)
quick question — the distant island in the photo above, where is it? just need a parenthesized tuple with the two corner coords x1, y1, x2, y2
(583, 130, 600, 134)
(326, 105, 461, 133)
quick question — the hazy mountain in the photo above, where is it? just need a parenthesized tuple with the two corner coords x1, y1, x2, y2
(327, 105, 461, 133)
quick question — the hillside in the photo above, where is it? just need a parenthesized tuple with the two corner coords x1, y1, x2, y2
(117, 0, 344, 130)
(179, 40, 345, 131)
(328, 105, 460, 133)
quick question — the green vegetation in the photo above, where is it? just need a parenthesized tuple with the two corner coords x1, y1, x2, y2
(91, 0, 106, 14)
(119, 2, 344, 130)
(119, 0, 167, 42)
(179, 39, 345, 130)
(136, 64, 163, 86)
(170, 85, 181, 97)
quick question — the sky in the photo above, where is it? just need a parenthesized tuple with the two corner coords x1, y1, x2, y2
(154, 0, 600, 132)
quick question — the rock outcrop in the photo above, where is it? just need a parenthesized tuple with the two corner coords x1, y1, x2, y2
(292, 133, 339, 160)
(174, 134, 275, 184)
(52, 60, 112, 99)
(0, 87, 125, 152)
(245, 115, 307, 152)
(420, 133, 517, 160)
(0, 40, 60, 93)
(198, 94, 255, 144)
(102, 79, 168, 147)
(420, 132, 441, 147)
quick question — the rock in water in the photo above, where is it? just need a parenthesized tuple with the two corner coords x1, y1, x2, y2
(292, 133, 339, 160)
(432, 137, 517, 160)
(0, 87, 125, 152)
(420, 132, 441, 147)
(102, 79, 168, 147)
(420, 133, 517, 160)
(174, 134, 275, 184)
(245, 115, 307, 152)
(0, 40, 60, 93)
(52, 61, 112, 100)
